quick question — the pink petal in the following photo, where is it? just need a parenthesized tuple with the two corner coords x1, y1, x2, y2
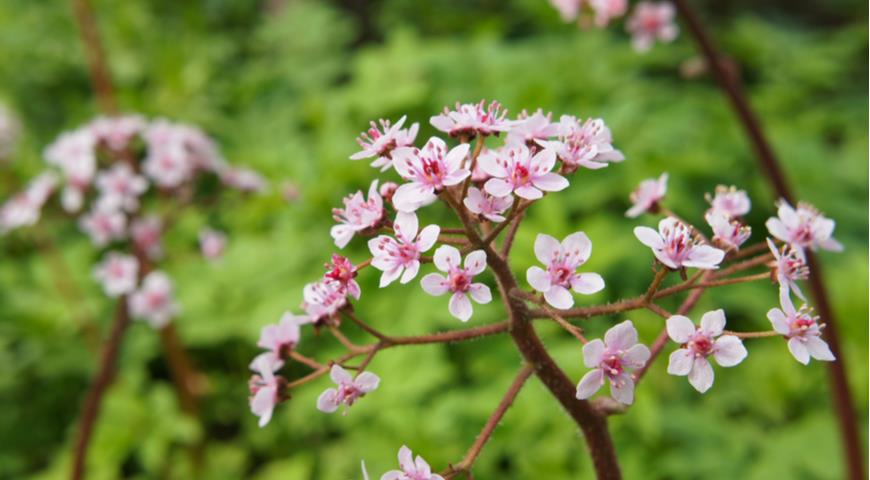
(434, 245, 461, 272)
(444, 143, 471, 171)
(667, 349, 693, 376)
(355, 372, 380, 392)
(633, 226, 664, 250)
(683, 245, 725, 269)
(688, 357, 714, 393)
(531, 148, 556, 172)
(478, 150, 508, 178)
(582, 339, 606, 368)
(316, 388, 339, 413)
(532, 172, 569, 192)
(514, 185, 543, 200)
(767, 307, 790, 335)
(416, 225, 441, 252)
(805, 337, 835, 362)
(544, 285, 574, 309)
(393, 211, 419, 241)
(400, 260, 420, 283)
(393, 183, 434, 213)
(449, 293, 473, 322)
(623, 344, 651, 368)
(604, 320, 638, 351)
(330, 364, 352, 384)
(712, 335, 747, 367)
(609, 373, 635, 405)
(483, 178, 513, 197)
(787, 337, 810, 365)
(379, 266, 403, 287)
(398, 445, 414, 471)
(463, 250, 487, 275)
(330, 225, 354, 249)
(468, 283, 492, 304)
(575, 369, 605, 399)
(526, 266, 552, 292)
(421, 273, 449, 296)
(571, 272, 605, 295)
(666, 315, 696, 343)
(561, 231, 592, 262)
(765, 218, 788, 242)
(534, 233, 561, 264)
(251, 386, 277, 427)
(699, 309, 726, 336)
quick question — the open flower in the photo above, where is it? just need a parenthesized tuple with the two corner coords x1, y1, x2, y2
(350, 116, 419, 171)
(129, 271, 178, 329)
(705, 210, 751, 251)
(324, 254, 361, 300)
(130, 216, 163, 260)
(301, 279, 348, 326)
(142, 142, 194, 189)
(79, 205, 127, 247)
(706, 185, 750, 218)
(768, 294, 834, 365)
(506, 109, 559, 147)
(589, 0, 628, 27)
(368, 212, 439, 287)
(93, 252, 139, 297)
(576, 320, 650, 405)
(421, 246, 491, 322)
(316, 365, 380, 414)
(0, 171, 57, 233)
(381, 446, 444, 480)
(95, 164, 148, 212)
(199, 227, 227, 260)
(634, 217, 725, 270)
(527, 232, 605, 309)
(538, 116, 624, 171)
(479, 145, 568, 200)
(430, 100, 511, 138)
(391, 137, 470, 212)
(767, 238, 808, 300)
(625, 173, 667, 218)
(44, 129, 97, 213)
(766, 199, 842, 254)
(257, 311, 304, 365)
(463, 186, 514, 222)
(666, 310, 747, 393)
(249, 354, 285, 427)
(88, 115, 145, 152)
(626, 1, 679, 53)
(331, 180, 385, 249)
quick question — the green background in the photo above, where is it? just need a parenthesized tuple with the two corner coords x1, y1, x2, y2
(0, 0, 866, 478)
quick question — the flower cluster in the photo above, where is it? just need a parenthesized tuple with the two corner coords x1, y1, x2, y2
(549, 0, 679, 52)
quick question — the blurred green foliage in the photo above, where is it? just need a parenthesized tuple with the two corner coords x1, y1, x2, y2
(0, 0, 866, 478)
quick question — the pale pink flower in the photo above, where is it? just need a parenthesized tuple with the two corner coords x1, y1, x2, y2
(316, 364, 379, 414)
(142, 142, 194, 188)
(538, 115, 624, 171)
(506, 109, 560, 147)
(576, 320, 650, 404)
(144, 120, 224, 173)
(220, 167, 267, 192)
(765, 200, 842, 254)
(421, 246, 491, 322)
(93, 252, 139, 297)
(249, 354, 285, 427)
(88, 115, 146, 151)
(550, 0, 582, 21)
(381, 446, 444, 480)
(301, 279, 348, 326)
(368, 212, 439, 287)
(199, 227, 227, 260)
(324, 254, 361, 300)
(331, 180, 385, 249)
(626, 1, 679, 53)
(767, 238, 808, 301)
(95, 164, 148, 212)
(129, 271, 178, 329)
(0, 171, 57, 233)
(767, 294, 834, 365)
(666, 310, 747, 393)
(527, 232, 605, 309)
(44, 129, 96, 212)
(392, 137, 470, 212)
(257, 312, 304, 362)
(430, 100, 511, 138)
(706, 185, 750, 218)
(589, 0, 628, 27)
(350, 116, 419, 171)
(634, 217, 725, 270)
(479, 145, 568, 200)
(130, 216, 163, 260)
(625, 173, 667, 218)
(705, 210, 751, 251)
(463, 186, 514, 222)
(79, 206, 127, 247)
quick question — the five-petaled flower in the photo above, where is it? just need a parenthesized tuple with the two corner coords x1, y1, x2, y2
(539, 116, 624, 171)
(626, 1, 679, 53)
(430, 100, 511, 138)
(256, 311, 305, 368)
(249, 354, 285, 427)
(421, 245, 492, 321)
(350, 116, 419, 171)
(634, 217, 725, 270)
(625, 173, 667, 218)
(391, 137, 470, 212)
(767, 238, 808, 300)
(527, 232, 605, 309)
(767, 293, 834, 365)
(316, 364, 380, 414)
(381, 446, 445, 480)
(706, 185, 750, 218)
(368, 212, 439, 287)
(93, 251, 139, 297)
(705, 210, 751, 251)
(301, 279, 348, 326)
(331, 180, 385, 249)
(576, 320, 650, 405)
(666, 310, 747, 393)
(129, 271, 178, 329)
(463, 186, 514, 223)
(479, 145, 568, 200)
(765, 199, 842, 254)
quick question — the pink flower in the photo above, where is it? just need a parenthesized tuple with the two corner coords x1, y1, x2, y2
(430, 100, 511, 138)
(0, 171, 57, 233)
(249, 354, 285, 427)
(95, 164, 148, 212)
(324, 254, 361, 300)
(316, 364, 380, 414)
(144, 120, 223, 174)
(392, 137, 471, 212)
(706, 185, 750, 218)
(506, 109, 560, 147)
(767, 294, 834, 365)
(576, 320, 650, 404)
(767, 238, 808, 301)
(350, 116, 419, 171)
(634, 217, 725, 270)
(221, 167, 267, 192)
(463, 186, 514, 222)
(625, 173, 668, 218)
(199, 227, 227, 260)
(705, 210, 751, 251)
(421, 246, 491, 322)
(130, 216, 163, 260)
(626, 1, 679, 53)
(527, 232, 605, 309)
(93, 252, 139, 297)
(666, 310, 747, 393)
(381, 446, 445, 480)
(79, 206, 127, 247)
(88, 115, 146, 151)
(301, 279, 348, 326)
(129, 271, 178, 329)
(368, 212, 439, 287)
(44, 129, 96, 212)
(765, 200, 842, 254)
(589, 0, 628, 27)
(479, 145, 568, 200)
(142, 142, 194, 188)
(538, 116, 624, 171)
(549, 0, 582, 22)
(331, 180, 385, 249)
(257, 312, 304, 362)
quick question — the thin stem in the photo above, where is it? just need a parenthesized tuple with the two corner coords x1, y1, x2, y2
(343, 308, 389, 340)
(499, 208, 525, 257)
(724, 330, 779, 339)
(653, 271, 769, 298)
(289, 351, 324, 370)
(715, 252, 773, 277)
(69, 0, 116, 113)
(644, 268, 669, 303)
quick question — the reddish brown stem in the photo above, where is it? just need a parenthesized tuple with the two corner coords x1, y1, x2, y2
(69, 0, 117, 114)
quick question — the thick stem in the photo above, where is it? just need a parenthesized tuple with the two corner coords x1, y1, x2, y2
(69, 0, 117, 114)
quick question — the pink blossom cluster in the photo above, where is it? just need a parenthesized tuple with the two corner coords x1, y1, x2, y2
(549, 0, 678, 52)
